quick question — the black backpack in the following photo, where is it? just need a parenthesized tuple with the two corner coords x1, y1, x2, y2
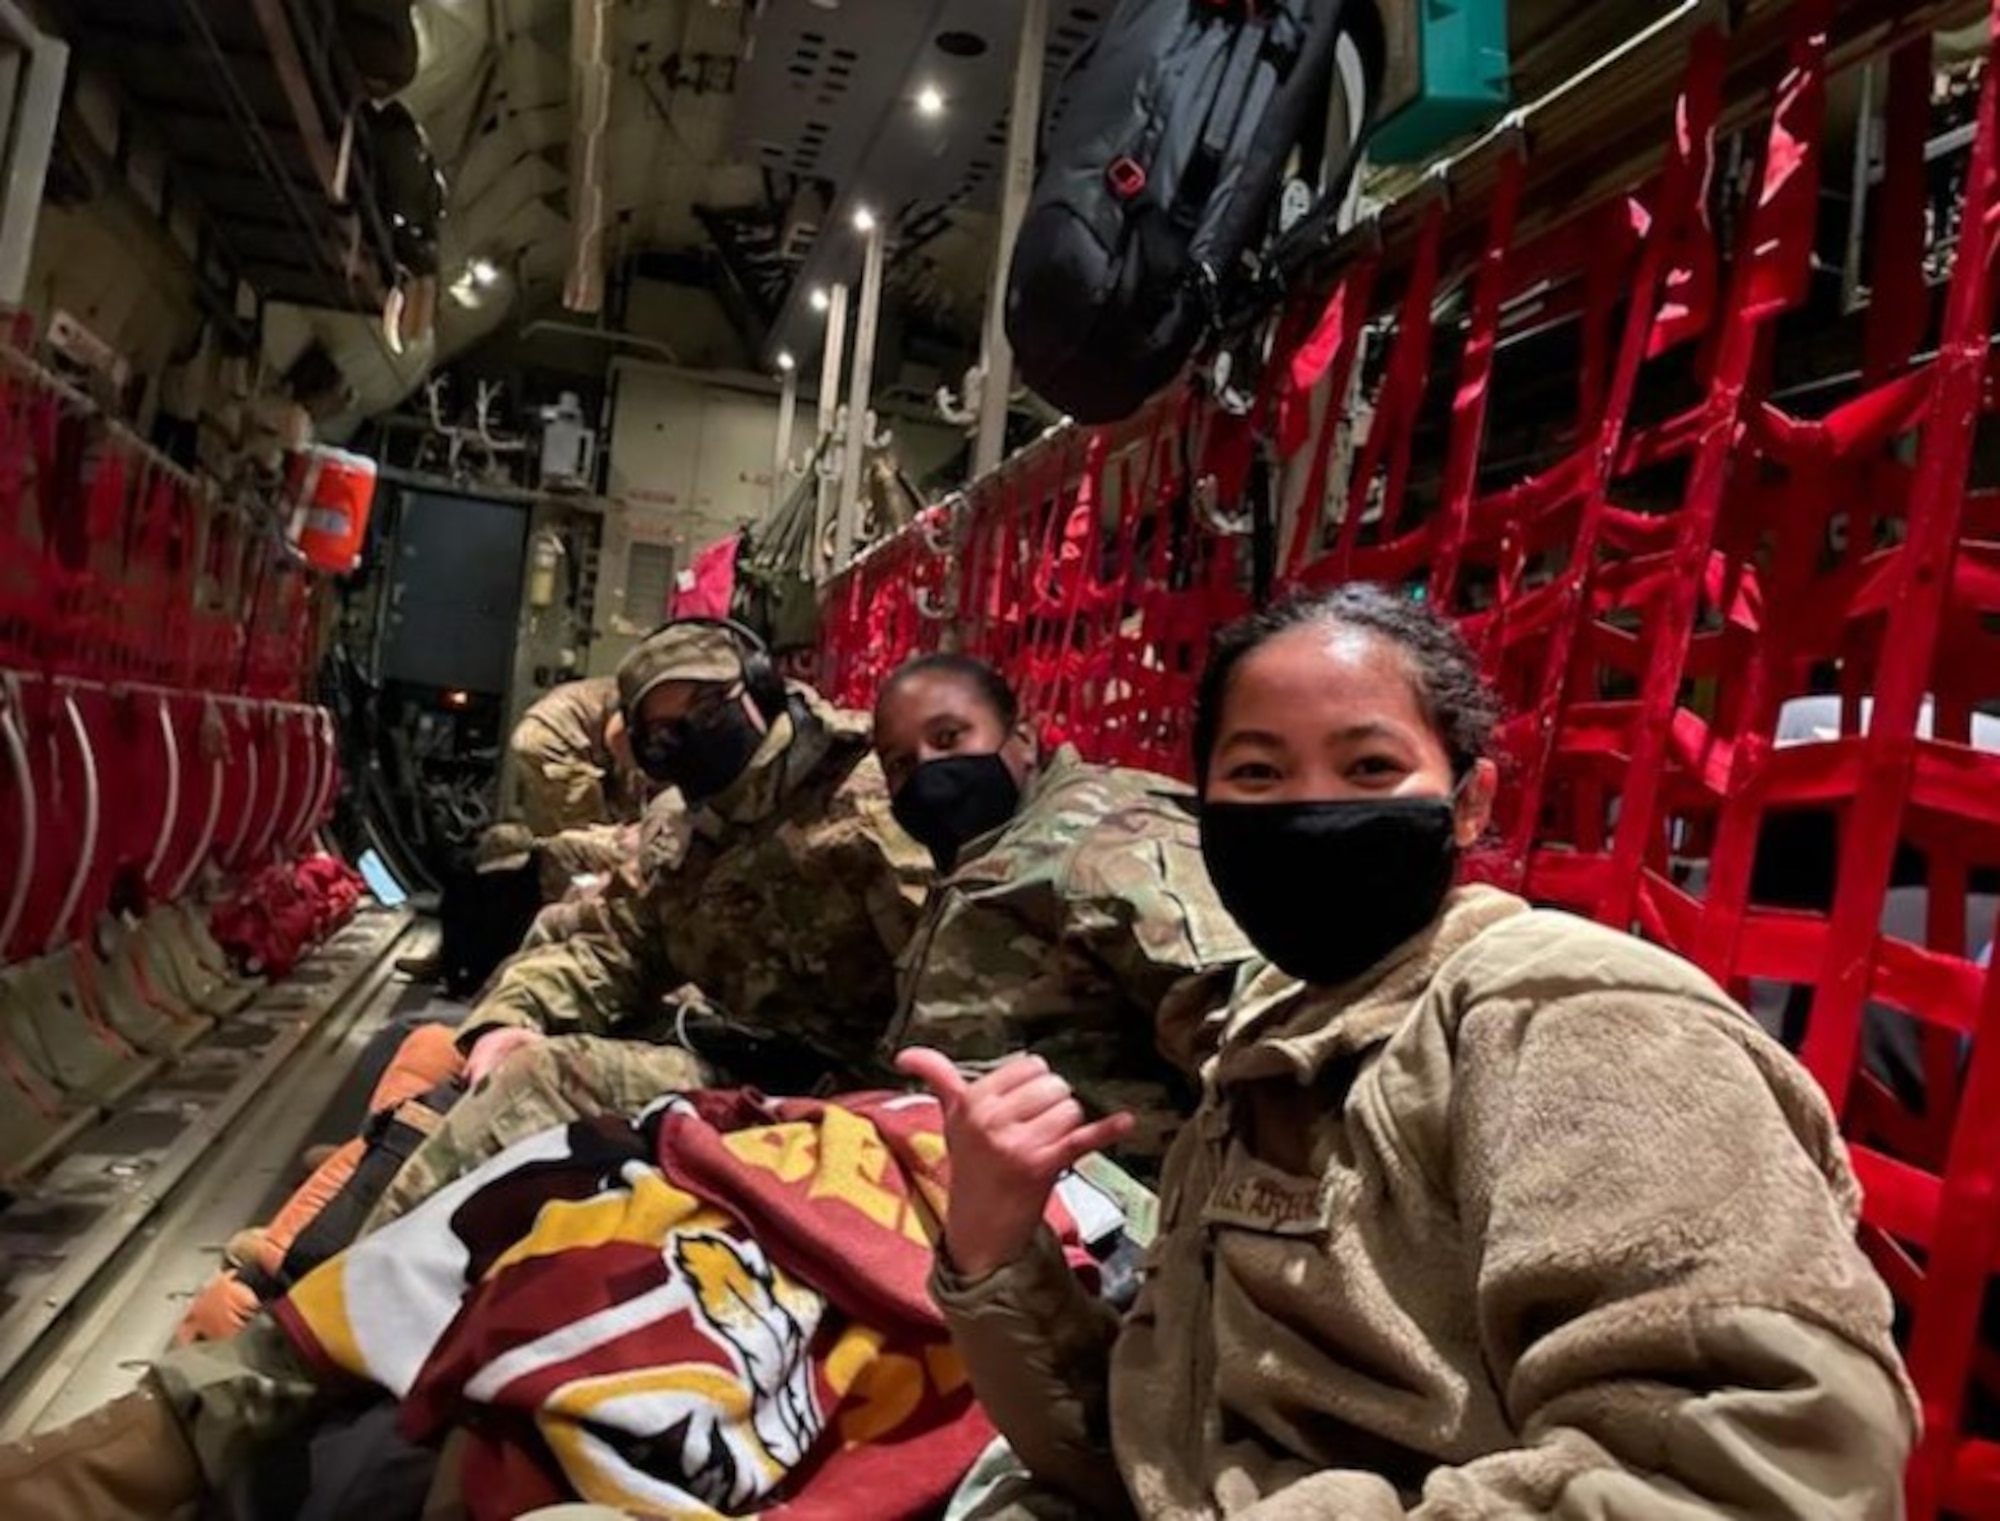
(436, 855, 543, 999)
(1006, 0, 1362, 426)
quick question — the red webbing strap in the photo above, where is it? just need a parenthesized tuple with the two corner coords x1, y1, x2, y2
(143, 691, 191, 898)
(1011, 443, 1072, 708)
(0, 370, 45, 666)
(1326, 204, 1442, 579)
(1910, 955, 2000, 1511)
(1598, 0, 1831, 930)
(954, 495, 996, 675)
(216, 704, 260, 871)
(62, 943, 137, 1060)
(0, 672, 36, 961)
(1274, 267, 1350, 458)
(1740, 5, 1828, 323)
(1578, 203, 1636, 435)
(1429, 149, 1522, 608)
(1688, 420, 1842, 982)
(1041, 433, 1112, 741)
(1502, 29, 1727, 886)
(1830, 38, 1935, 601)
(33, 397, 80, 586)
(24, 393, 75, 673)
(1075, 405, 1176, 758)
(1946, 1442, 2000, 1516)
(1826, 11, 2000, 1501)
(131, 471, 176, 684)
(192, 504, 238, 692)
(1282, 258, 1379, 577)
(827, 569, 853, 704)
(0, 1029, 61, 1123)
(16, 679, 72, 954)
(70, 441, 128, 682)
(1372, 205, 1446, 555)
(1648, 48, 1722, 359)
(1801, 7, 1998, 1117)
(1865, 40, 1934, 386)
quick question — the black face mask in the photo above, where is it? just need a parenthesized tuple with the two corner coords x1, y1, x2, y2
(892, 754, 1022, 871)
(1199, 796, 1461, 987)
(632, 700, 764, 803)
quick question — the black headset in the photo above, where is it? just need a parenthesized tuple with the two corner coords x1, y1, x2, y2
(638, 615, 788, 723)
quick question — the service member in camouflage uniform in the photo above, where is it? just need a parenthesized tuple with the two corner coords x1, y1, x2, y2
(378, 645, 1248, 1219)
(508, 673, 650, 898)
(366, 620, 929, 1222)
(876, 653, 1251, 1172)
(0, 652, 1252, 1516)
(463, 625, 925, 1060)
(399, 677, 653, 983)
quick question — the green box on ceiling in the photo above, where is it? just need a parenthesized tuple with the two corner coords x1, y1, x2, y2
(1368, 0, 1512, 166)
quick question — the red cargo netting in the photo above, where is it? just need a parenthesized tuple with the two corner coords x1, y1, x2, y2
(822, 3, 2000, 1512)
(0, 336, 343, 962)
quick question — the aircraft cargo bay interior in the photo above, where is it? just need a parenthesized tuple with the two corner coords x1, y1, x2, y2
(0, 1, 1999, 1517)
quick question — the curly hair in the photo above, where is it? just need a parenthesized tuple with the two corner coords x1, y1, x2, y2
(877, 652, 1021, 730)
(1192, 584, 1500, 788)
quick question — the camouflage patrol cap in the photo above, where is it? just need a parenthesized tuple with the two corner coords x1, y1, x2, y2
(617, 623, 745, 715)
(473, 821, 536, 874)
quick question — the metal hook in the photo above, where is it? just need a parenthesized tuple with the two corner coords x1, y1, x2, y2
(169, 697, 228, 901)
(281, 708, 321, 856)
(0, 674, 38, 954)
(144, 691, 183, 886)
(249, 706, 292, 866)
(1191, 472, 1254, 538)
(49, 689, 101, 951)
(221, 707, 261, 868)
(917, 496, 965, 556)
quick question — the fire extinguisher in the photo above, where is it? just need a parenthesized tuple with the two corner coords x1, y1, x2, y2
(528, 530, 566, 609)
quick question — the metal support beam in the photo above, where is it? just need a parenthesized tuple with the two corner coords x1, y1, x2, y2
(974, 0, 1048, 478)
(248, 0, 337, 190)
(836, 225, 885, 571)
(566, 0, 613, 313)
(772, 359, 799, 513)
(171, 0, 383, 310)
(0, 3, 64, 308)
(811, 281, 849, 582)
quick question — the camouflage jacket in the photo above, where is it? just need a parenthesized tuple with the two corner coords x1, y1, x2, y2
(467, 689, 930, 1067)
(510, 676, 648, 839)
(885, 746, 1251, 1166)
(540, 820, 641, 879)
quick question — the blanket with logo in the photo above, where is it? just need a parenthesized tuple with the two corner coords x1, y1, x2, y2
(272, 1088, 1095, 1520)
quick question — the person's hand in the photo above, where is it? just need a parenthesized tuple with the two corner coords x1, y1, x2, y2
(895, 1047, 1134, 1280)
(464, 1026, 545, 1086)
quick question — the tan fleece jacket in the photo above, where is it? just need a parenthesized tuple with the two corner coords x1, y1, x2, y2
(935, 887, 1916, 1519)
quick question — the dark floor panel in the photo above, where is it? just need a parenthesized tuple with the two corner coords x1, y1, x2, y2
(0, 911, 410, 1331)
(70, 1109, 188, 1155)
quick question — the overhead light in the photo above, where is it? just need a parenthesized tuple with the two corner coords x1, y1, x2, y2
(448, 274, 480, 307)
(915, 85, 945, 117)
(852, 206, 876, 233)
(776, 350, 796, 372)
(468, 257, 500, 288)
(809, 286, 831, 313)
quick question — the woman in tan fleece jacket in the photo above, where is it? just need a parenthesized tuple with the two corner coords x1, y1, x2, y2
(898, 583, 1917, 1520)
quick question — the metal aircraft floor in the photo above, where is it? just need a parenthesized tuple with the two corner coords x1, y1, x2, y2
(0, 907, 437, 1436)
